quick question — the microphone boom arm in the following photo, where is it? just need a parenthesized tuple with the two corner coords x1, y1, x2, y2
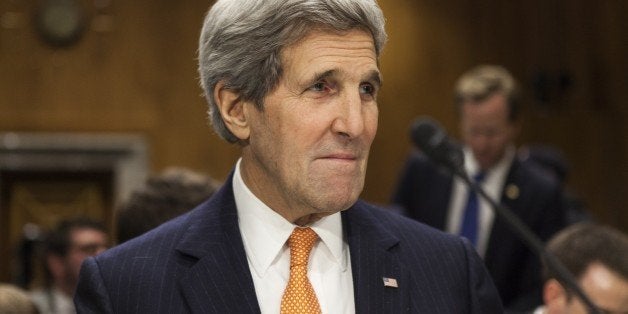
(452, 167, 601, 314)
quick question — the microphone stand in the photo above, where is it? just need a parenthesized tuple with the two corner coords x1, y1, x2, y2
(452, 167, 601, 314)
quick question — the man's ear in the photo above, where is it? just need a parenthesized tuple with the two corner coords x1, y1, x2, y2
(213, 81, 250, 141)
(544, 279, 568, 309)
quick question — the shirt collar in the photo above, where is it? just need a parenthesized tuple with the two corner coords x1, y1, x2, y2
(232, 158, 347, 277)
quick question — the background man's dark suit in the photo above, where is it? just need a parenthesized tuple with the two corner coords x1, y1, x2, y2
(392, 152, 566, 310)
(75, 173, 502, 313)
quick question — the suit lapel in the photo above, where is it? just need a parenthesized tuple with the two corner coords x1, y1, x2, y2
(344, 203, 408, 313)
(175, 175, 261, 314)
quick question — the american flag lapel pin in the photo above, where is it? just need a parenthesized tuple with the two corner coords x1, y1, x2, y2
(382, 277, 398, 288)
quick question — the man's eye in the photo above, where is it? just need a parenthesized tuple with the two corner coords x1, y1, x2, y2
(360, 83, 376, 95)
(310, 81, 327, 92)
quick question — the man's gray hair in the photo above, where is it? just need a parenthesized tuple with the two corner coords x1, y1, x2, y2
(198, 0, 387, 143)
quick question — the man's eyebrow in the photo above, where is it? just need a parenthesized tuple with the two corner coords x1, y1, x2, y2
(305, 69, 336, 86)
(305, 69, 382, 86)
(366, 70, 382, 88)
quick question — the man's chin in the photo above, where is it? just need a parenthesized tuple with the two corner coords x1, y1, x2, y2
(318, 194, 359, 213)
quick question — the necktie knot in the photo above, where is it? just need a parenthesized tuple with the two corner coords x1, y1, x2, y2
(288, 227, 318, 267)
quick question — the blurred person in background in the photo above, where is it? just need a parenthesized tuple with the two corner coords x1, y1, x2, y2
(0, 283, 39, 314)
(392, 64, 567, 311)
(533, 223, 628, 314)
(30, 217, 108, 314)
(116, 167, 220, 244)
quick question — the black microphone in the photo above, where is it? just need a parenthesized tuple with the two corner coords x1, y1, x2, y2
(410, 116, 465, 176)
(408, 116, 602, 314)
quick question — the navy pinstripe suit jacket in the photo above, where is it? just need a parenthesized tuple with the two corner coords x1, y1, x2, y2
(75, 173, 503, 313)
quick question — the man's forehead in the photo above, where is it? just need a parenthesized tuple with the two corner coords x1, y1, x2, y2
(282, 29, 376, 60)
(290, 26, 376, 47)
(70, 227, 106, 240)
(281, 29, 379, 81)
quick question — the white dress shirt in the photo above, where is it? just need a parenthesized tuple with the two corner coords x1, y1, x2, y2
(233, 159, 355, 314)
(30, 287, 75, 314)
(445, 146, 515, 257)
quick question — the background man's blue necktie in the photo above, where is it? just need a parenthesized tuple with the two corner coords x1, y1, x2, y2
(460, 172, 485, 246)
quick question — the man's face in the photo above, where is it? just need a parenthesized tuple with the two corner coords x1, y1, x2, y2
(547, 262, 628, 314)
(239, 29, 380, 224)
(460, 93, 518, 171)
(64, 227, 109, 288)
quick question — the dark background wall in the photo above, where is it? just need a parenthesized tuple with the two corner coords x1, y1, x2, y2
(1, 0, 626, 234)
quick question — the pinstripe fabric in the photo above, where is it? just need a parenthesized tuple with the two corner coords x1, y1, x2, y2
(344, 201, 503, 313)
(75, 171, 503, 313)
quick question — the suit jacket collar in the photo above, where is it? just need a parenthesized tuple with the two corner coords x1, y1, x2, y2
(175, 173, 261, 314)
(343, 202, 408, 313)
(174, 171, 407, 313)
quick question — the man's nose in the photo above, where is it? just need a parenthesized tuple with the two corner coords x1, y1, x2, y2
(331, 91, 365, 138)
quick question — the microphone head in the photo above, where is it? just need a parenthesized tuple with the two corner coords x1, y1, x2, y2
(410, 116, 464, 173)
(410, 116, 445, 150)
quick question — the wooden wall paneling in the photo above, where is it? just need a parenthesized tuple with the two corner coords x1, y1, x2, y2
(1, 0, 626, 238)
(369, 1, 478, 205)
(518, 1, 628, 229)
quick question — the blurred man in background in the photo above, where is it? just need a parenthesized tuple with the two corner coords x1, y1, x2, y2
(115, 167, 220, 244)
(392, 64, 567, 311)
(534, 223, 628, 314)
(30, 217, 108, 314)
(0, 283, 39, 314)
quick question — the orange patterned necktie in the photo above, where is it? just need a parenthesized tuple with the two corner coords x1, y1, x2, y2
(280, 227, 322, 314)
